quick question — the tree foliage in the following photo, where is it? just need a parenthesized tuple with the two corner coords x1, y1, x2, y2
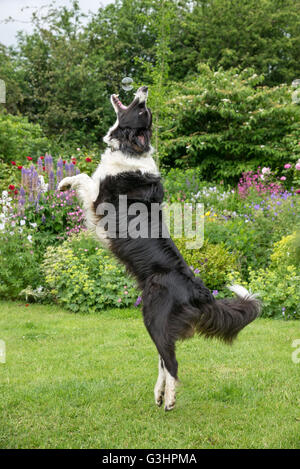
(1, 0, 300, 167)
(159, 65, 300, 181)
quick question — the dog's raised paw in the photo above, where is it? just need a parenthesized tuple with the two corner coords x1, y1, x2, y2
(58, 178, 72, 192)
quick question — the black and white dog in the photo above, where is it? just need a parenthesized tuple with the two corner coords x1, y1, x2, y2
(59, 86, 260, 411)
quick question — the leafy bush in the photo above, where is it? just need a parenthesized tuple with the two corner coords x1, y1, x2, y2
(0, 226, 42, 299)
(0, 111, 50, 164)
(160, 65, 300, 182)
(270, 232, 299, 267)
(174, 238, 240, 291)
(204, 188, 300, 274)
(246, 233, 300, 319)
(42, 232, 138, 313)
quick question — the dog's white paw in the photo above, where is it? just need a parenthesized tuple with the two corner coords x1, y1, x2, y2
(154, 384, 165, 407)
(164, 374, 177, 412)
(58, 177, 73, 192)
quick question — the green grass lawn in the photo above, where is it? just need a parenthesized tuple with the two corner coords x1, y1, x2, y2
(0, 301, 299, 449)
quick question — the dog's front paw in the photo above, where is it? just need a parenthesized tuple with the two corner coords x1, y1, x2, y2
(58, 177, 73, 192)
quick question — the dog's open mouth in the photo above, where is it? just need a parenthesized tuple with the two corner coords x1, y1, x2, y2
(112, 94, 127, 111)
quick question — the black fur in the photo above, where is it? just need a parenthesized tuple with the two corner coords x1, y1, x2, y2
(109, 127, 152, 155)
(94, 171, 260, 380)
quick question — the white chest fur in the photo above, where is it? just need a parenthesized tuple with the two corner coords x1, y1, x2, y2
(92, 147, 159, 186)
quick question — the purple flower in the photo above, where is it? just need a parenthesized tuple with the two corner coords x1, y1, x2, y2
(49, 170, 55, 191)
(212, 290, 218, 296)
(57, 168, 63, 184)
(57, 158, 64, 169)
(254, 204, 260, 210)
(194, 268, 200, 274)
(134, 296, 142, 307)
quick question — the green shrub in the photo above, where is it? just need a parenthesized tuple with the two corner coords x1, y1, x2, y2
(0, 111, 50, 164)
(174, 238, 240, 291)
(0, 225, 42, 299)
(160, 65, 300, 182)
(205, 192, 300, 275)
(246, 233, 300, 319)
(270, 232, 299, 267)
(42, 232, 139, 313)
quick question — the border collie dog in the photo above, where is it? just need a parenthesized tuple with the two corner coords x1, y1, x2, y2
(59, 86, 260, 411)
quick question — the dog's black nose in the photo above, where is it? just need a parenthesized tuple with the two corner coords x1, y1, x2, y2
(141, 86, 148, 92)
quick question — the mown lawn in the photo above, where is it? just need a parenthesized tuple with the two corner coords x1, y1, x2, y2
(0, 301, 299, 449)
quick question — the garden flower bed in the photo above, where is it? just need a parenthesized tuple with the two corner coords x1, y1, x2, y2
(0, 153, 299, 318)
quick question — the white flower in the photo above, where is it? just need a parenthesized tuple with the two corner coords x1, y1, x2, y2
(0, 223, 5, 231)
(30, 222, 37, 228)
(20, 220, 26, 226)
(27, 235, 33, 243)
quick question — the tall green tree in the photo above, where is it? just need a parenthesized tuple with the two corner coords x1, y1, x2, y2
(169, 0, 300, 86)
(160, 64, 300, 181)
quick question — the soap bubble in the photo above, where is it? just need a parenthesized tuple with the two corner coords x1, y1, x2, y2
(121, 77, 133, 91)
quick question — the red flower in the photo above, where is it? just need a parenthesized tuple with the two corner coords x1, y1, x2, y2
(11, 161, 16, 166)
(63, 160, 66, 165)
(72, 161, 76, 165)
(40, 156, 44, 160)
(17, 165, 23, 170)
(27, 156, 33, 161)
(25, 304, 29, 307)
(14, 190, 19, 195)
(85, 157, 92, 162)
(9, 184, 15, 190)
(43, 166, 46, 171)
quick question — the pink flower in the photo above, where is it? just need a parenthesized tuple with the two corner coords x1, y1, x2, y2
(296, 189, 300, 194)
(284, 164, 292, 169)
(124, 291, 128, 295)
(262, 167, 271, 175)
(117, 298, 122, 303)
(296, 163, 300, 171)
(280, 176, 286, 181)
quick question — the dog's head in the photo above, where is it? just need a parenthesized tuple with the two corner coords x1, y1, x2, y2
(103, 86, 152, 155)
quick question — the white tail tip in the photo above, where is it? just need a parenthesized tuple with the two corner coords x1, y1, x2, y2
(228, 284, 258, 300)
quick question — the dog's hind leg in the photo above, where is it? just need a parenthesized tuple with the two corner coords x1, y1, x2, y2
(143, 286, 178, 411)
(154, 356, 166, 407)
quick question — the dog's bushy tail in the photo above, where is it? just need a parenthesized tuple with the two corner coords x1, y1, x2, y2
(195, 285, 261, 343)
